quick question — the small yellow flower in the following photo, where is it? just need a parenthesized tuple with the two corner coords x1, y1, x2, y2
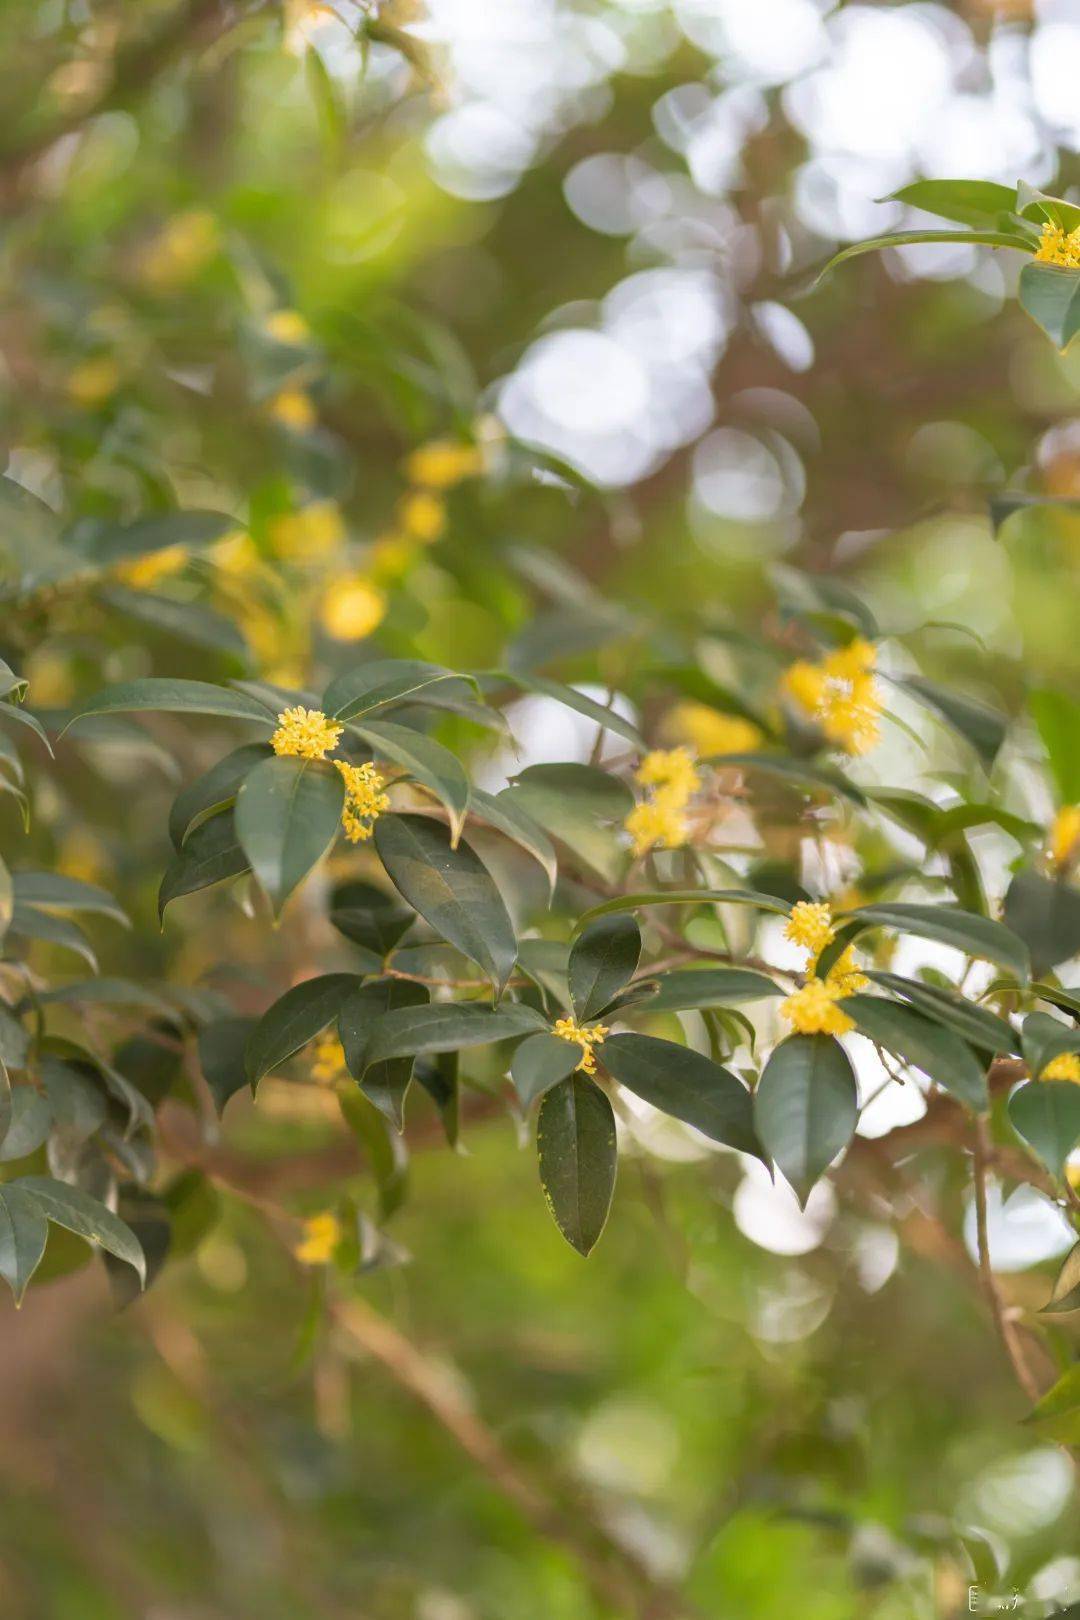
(780, 978, 854, 1036)
(405, 439, 483, 488)
(212, 530, 260, 576)
(320, 575, 387, 642)
(1051, 805, 1080, 867)
(369, 533, 417, 581)
(264, 308, 311, 345)
(268, 388, 317, 431)
(785, 900, 836, 958)
(336, 760, 390, 842)
(1035, 220, 1080, 269)
(311, 1034, 347, 1083)
(663, 702, 762, 757)
(397, 489, 446, 543)
(67, 356, 120, 407)
(115, 544, 188, 589)
(1043, 1052, 1080, 1082)
(140, 210, 219, 290)
(635, 746, 701, 799)
(624, 795, 690, 857)
(269, 500, 345, 561)
(782, 660, 828, 715)
(553, 1017, 609, 1075)
(271, 706, 343, 760)
(824, 944, 867, 997)
(782, 639, 881, 756)
(293, 1212, 342, 1266)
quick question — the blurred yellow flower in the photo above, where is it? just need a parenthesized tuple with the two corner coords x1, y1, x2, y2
(115, 545, 188, 590)
(782, 638, 881, 755)
(269, 500, 344, 561)
(57, 828, 109, 884)
(320, 575, 387, 642)
(140, 210, 219, 290)
(553, 1017, 609, 1075)
(271, 706, 343, 760)
(23, 650, 73, 706)
(624, 795, 690, 857)
(1051, 805, 1080, 867)
(664, 702, 762, 756)
(264, 308, 311, 345)
(405, 439, 483, 489)
(293, 1212, 342, 1266)
(635, 747, 700, 799)
(336, 760, 390, 843)
(268, 388, 317, 431)
(66, 356, 120, 407)
(397, 489, 446, 543)
(212, 530, 260, 576)
(1043, 1052, 1080, 1082)
(311, 1034, 347, 1083)
(369, 533, 416, 581)
(825, 944, 867, 996)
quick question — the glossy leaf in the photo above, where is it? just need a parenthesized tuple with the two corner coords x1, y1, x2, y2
(820, 229, 1030, 281)
(359, 1000, 546, 1064)
(7, 905, 97, 971)
(503, 764, 633, 885)
(158, 809, 250, 918)
(1008, 1081, 1080, 1181)
(537, 1075, 616, 1256)
(66, 678, 276, 731)
(1018, 260, 1080, 350)
(573, 888, 790, 934)
(891, 675, 1006, 768)
(568, 914, 641, 1021)
(16, 1176, 145, 1285)
(602, 1033, 763, 1158)
(495, 672, 643, 747)
(338, 977, 430, 1128)
(840, 993, 987, 1110)
(837, 902, 1029, 982)
(324, 659, 475, 722)
(198, 1017, 257, 1115)
(246, 973, 362, 1089)
(1021, 1012, 1080, 1081)
(644, 967, 782, 1012)
(886, 178, 1020, 230)
(0, 1184, 48, 1303)
(168, 743, 271, 849)
(510, 1033, 582, 1109)
(235, 755, 345, 914)
(469, 788, 558, 896)
(864, 971, 1019, 1055)
(353, 719, 469, 842)
(1003, 868, 1080, 976)
(754, 1035, 858, 1204)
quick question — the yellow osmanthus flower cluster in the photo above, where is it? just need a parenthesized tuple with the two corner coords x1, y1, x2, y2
(310, 1034, 347, 1084)
(782, 638, 881, 755)
(1050, 805, 1080, 868)
(264, 308, 311, 346)
(663, 701, 762, 757)
(140, 210, 220, 290)
(1035, 221, 1080, 268)
(1042, 1052, 1080, 1082)
(779, 899, 867, 1036)
(625, 748, 702, 857)
(67, 356, 120, 408)
(336, 760, 390, 843)
(553, 1017, 609, 1075)
(270, 708, 390, 842)
(293, 1212, 342, 1266)
(320, 575, 387, 642)
(268, 500, 345, 562)
(268, 388, 317, 431)
(114, 544, 189, 590)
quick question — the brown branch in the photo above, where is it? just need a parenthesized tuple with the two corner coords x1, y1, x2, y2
(971, 1117, 1045, 1405)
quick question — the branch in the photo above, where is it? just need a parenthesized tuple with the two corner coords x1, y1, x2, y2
(971, 1117, 1045, 1406)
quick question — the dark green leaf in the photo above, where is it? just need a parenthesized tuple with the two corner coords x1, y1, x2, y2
(235, 755, 345, 915)
(338, 977, 430, 1129)
(159, 808, 250, 918)
(324, 659, 476, 722)
(16, 1176, 145, 1284)
(840, 993, 987, 1111)
(568, 914, 641, 1022)
(754, 1035, 858, 1204)
(246, 974, 362, 1089)
(0, 1088, 52, 1163)
(1003, 868, 1080, 977)
(890, 675, 1006, 768)
(198, 1017, 257, 1115)
(1021, 1012, 1080, 1081)
(864, 971, 1019, 1055)
(838, 902, 1029, 982)
(700, 752, 867, 805)
(1008, 1081, 1080, 1181)
(469, 789, 558, 896)
(537, 1075, 616, 1256)
(11, 870, 127, 925)
(338, 1088, 408, 1219)
(8, 905, 97, 971)
(374, 813, 517, 994)
(76, 509, 233, 564)
(169, 743, 272, 849)
(573, 889, 790, 934)
(354, 719, 469, 843)
(495, 672, 643, 747)
(360, 1000, 546, 1064)
(0, 1184, 47, 1303)
(97, 587, 249, 662)
(644, 967, 782, 1012)
(502, 764, 633, 886)
(602, 1033, 763, 1158)
(510, 1033, 582, 1108)
(66, 679, 276, 732)
(1018, 261, 1080, 350)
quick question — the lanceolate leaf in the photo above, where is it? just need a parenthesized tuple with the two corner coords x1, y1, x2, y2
(511, 1033, 581, 1108)
(246, 973, 363, 1089)
(503, 764, 633, 886)
(10, 870, 128, 925)
(353, 719, 470, 843)
(1018, 260, 1080, 351)
(323, 659, 475, 722)
(1021, 1012, 1080, 1081)
(374, 813, 518, 994)
(754, 1035, 858, 1204)
(885, 179, 1020, 230)
(198, 1017, 257, 1115)
(76, 509, 234, 564)
(1008, 1081, 1080, 1181)
(890, 675, 1007, 768)
(338, 977, 430, 1128)
(602, 1033, 763, 1158)
(158, 808, 250, 918)
(169, 743, 272, 849)
(65, 678, 277, 731)
(1030, 688, 1080, 804)
(495, 672, 644, 747)
(469, 788, 558, 896)
(644, 967, 782, 1012)
(0, 1184, 47, 1303)
(839, 993, 987, 1111)
(837, 902, 1029, 982)
(819, 229, 1030, 282)
(1003, 868, 1080, 976)
(17, 1177, 145, 1284)
(1041, 1240, 1080, 1315)
(568, 914, 641, 1021)
(358, 1000, 545, 1065)
(235, 755, 345, 914)
(573, 889, 790, 934)
(865, 971, 1019, 1055)
(537, 1075, 617, 1256)
(7, 905, 98, 971)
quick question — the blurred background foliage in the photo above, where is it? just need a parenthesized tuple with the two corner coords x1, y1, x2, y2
(5, 0, 1080, 1615)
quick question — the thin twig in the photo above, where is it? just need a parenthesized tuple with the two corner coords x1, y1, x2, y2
(971, 1117, 1043, 1405)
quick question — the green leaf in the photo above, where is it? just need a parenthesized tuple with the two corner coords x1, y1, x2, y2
(1008, 1081, 1080, 1181)
(374, 813, 518, 994)
(235, 755, 345, 915)
(0, 699, 54, 755)
(1040, 1240, 1080, 1315)
(1023, 1363, 1080, 1443)
(198, 1017, 257, 1115)
(573, 888, 790, 934)
(495, 672, 644, 747)
(537, 1075, 616, 1256)
(338, 1088, 408, 1219)
(158, 808, 250, 918)
(886, 179, 1020, 230)
(338, 977, 429, 1128)
(864, 971, 1019, 1055)
(0, 1003, 28, 1069)
(1021, 1012, 1080, 1081)
(0, 855, 10, 943)
(97, 586, 249, 663)
(568, 915, 641, 1021)
(699, 753, 867, 805)
(510, 1033, 582, 1108)
(354, 718, 470, 843)
(819, 229, 1030, 281)
(469, 789, 558, 897)
(15, 1176, 145, 1285)
(839, 993, 987, 1111)
(246, 973, 363, 1089)
(7, 905, 97, 971)
(890, 675, 1007, 768)
(0, 1088, 52, 1163)
(359, 1000, 546, 1065)
(37, 978, 181, 1024)
(634, 967, 782, 1012)
(838, 902, 1029, 982)
(0, 659, 28, 704)
(0, 1184, 47, 1303)
(503, 764, 634, 886)
(992, 494, 1080, 534)
(754, 1035, 859, 1204)
(169, 743, 272, 850)
(1030, 689, 1080, 804)
(415, 1049, 460, 1148)
(1018, 261, 1080, 351)
(76, 509, 234, 564)
(602, 1032, 763, 1158)
(324, 659, 476, 722)
(66, 679, 276, 732)
(1003, 868, 1080, 976)
(329, 878, 414, 958)
(10, 870, 128, 925)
